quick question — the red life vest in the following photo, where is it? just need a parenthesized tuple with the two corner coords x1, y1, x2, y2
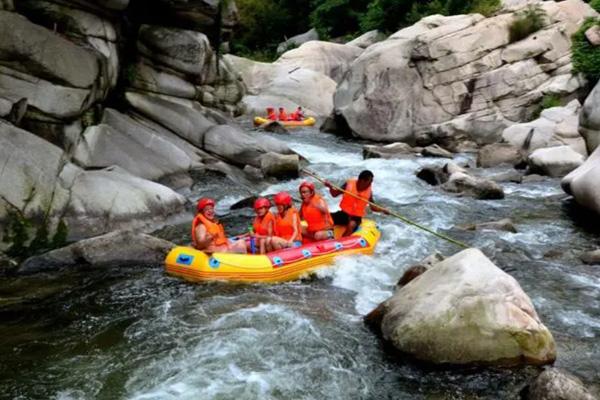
(253, 211, 275, 236)
(339, 179, 372, 217)
(191, 213, 228, 247)
(301, 194, 333, 233)
(278, 110, 288, 121)
(267, 111, 277, 121)
(275, 207, 302, 241)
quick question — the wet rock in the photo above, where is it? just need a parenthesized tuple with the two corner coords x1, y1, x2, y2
(230, 195, 258, 210)
(277, 28, 319, 54)
(442, 171, 505, 199)
(562, 145, 600, 217)
(579, 80, 600, 154)
(416, 166, 448, 186)
(363, 142, 416, 159)
(581, 249, 600, 265)
(421, 144, 453, 158)
(260, 121, 289, 134)
(376, 248, 556, 366)
(488, 170, 524, 183)
(524, 368, 597, 400)
(242, 165, 264, 181)
(260, 152, 299, 179)
(458, 218, 517, 233)
(528, 146, 585, 178)
(395, 252, 445, 289)
(477, 143, 525, 168)
(19, 231, 177, 274)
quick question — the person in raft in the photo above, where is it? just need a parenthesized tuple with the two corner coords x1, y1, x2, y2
(192, 198, 247, 254)
(289, 106, 305, 121)
(325, 170, 387, 237)
(299, 181, 334, 242)
(266, 107, 277, 121)
(268, 191, 303, 250)
(278, 107, 288, 121)
(251, 197, 275, 254)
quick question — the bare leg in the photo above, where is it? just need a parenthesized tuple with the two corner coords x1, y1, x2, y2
(342, 221, 357, 237)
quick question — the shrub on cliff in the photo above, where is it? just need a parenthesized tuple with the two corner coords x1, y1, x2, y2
(572, 18, 600, 81)
(509, 5, 547, 43)
(590, 0, 600, 13)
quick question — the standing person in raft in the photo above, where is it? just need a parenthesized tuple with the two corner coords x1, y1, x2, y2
(325, 170, 387, 237)
(192, 198, 247, 254)
(299, 181, 334, 242)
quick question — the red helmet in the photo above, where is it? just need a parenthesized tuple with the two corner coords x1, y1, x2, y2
(273, 192, 292, 207)
(254, 197, 271, 210)
(299, 181, 315, 193)
(197, 197, 215, 213)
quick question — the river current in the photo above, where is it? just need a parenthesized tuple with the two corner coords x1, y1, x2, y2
(1, 128, 599, 399)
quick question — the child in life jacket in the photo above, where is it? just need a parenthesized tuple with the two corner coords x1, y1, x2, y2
(268, 192, 302, 251)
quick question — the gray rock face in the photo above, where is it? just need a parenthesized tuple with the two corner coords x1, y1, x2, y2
(528, 145, 585, 177)
(442, 171, 505, 199)
(579, 80, 600, 154)
(363, 142, 416, 159)
(378, 248, 556, 366)
(277, 28, 319, 54)
(19, 231, 176, 274)
(260, 152, 299, 179)
(331, 2, 596, 143)
(525, 368, 597, 400)
(346, 30, 386, 49)
(562, 146, 600, 216)
(127, 62, 197, 99)
(585, 25, 600, 46)
(477, 143, 525, 167)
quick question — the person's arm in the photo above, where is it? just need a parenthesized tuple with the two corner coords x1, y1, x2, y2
(194, 224, 213, 249)
(316, 198, 329, 214)
(369, 194, 390, 214)
(267, 219, 274, 237)
(290, 214, 300, 243)
(325, 181, 345, 197)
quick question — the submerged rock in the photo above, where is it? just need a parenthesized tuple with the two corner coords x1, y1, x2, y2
(458, 218, 517, 233)
(581, 249, 600, 265)
(363, 142, 416, 159)
(19, 231, 176, 274)
(259, 121, 289, 134)
(524, 368, 597, 400)
(442, 171, 505, 199)
(421, 144, 453, 158)
(375, 248, 556, 366)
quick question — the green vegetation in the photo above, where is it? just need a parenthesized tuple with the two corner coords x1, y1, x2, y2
(2, 210, 68, 259)
(572, 18, 600, 81)
(508, 5, 547, 43)
(231, 0, 500, 60)
(531, 94, 563, 119)
(590, 0, 600, 13)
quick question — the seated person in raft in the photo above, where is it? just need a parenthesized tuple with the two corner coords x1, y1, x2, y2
(192, 198, 247, 254)
(268, 191, 303, 251)
(298, 181, 334, 242)
(249, 197, 276, 254)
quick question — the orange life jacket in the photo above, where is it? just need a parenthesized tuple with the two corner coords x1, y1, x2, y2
(267, 111, 277, 121)
(191, 213, 228, 247)
(253, 211, 275, 236)
(339, 179, 372, 217)
(275, 207, 302, 241)
(278, 110, 288, 121)
(301, 194, 333, 233)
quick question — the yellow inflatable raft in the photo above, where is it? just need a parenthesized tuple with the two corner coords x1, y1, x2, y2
(165, 219, 380, 284)
(253, 116, 316, 127)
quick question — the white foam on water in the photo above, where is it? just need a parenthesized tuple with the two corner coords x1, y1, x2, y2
(556, 309, 600, 338)
(503, 182, 564, 198)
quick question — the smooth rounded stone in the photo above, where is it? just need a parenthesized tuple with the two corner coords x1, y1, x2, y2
(581, 249, 600, 265)
(203, 124, 293, 168)
(524, 368, 597, 400)
(477, 143, 525, 167)
(124, 92, 214, 147)
(421, 144, 453, 158)
(0, 121, 71, 220)
(259, 121, 289, 134)
(395, 252, 445, 289)
(16, 0, 118, 41)
(528, 146, 585, 178)
(443, 171, 505, 199)
(579, 80, 600, 154)
(18, 231, 176, 274)
(260, 152, 299, 179)
(363, 142, 416, 159)
(458, 218, 518, 233)
(65, 166, 186, 239)
(137, 25, 213, 78)
(127, 62, 197, 99)
(0, 65, 95, 119)
(0, 11, 99, 88)
(585, 25, 600, 46)
(378, 248, 556, 366)
(275, 41, 363, 82)
(212, 79, 245, 105)
(277, 28, 319, 54)
(347, 30, 386, 48)
(73, 109, 194, 182)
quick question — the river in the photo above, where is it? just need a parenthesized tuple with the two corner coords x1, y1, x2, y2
(1, 127, 599, 399)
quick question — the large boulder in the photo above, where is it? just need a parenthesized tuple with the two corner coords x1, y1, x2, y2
(19, 231, 176, 274)
(346, 30, 386, 49)
(260, 152, 299, 179)
(363, 142, 417, 159)
(275, 41, 363, 82)
(277, 28, 319, 54)
(477, 143, 525, 167)
(579, 80, 600, 154)
(377, 248, 556, 366)
(127, 62, 197, 99)
(330, 2, 597, 143)
(562, 146, 600, 215)
(528, 145, 585, 177)
(503, 100, 587, 156)
(524, 368, 597, 400)
(72, 109, 194, 182)
(418, 161, 504, 199)
(225, 54, 337, 119)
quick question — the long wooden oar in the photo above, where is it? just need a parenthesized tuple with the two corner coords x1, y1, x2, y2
(301, 168, 470, 249)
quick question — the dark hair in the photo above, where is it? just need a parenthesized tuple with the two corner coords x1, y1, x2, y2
(358, 170, 374, 181)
